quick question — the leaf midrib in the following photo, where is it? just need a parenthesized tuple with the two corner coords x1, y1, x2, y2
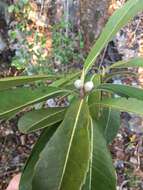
(89, 117, 93, 189)
(0, 89, 68, 117)
(58, 99, 84, 190)
(26, 109, 65, 132)
(84, 0, 138, 74)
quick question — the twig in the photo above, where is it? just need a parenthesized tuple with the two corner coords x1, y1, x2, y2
(99, 45, 108, 71)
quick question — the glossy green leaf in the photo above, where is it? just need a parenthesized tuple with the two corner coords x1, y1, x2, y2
(18, 107, 66, 133)
(83, 0, 143, 74)
(32, 99, 90, 190)
(0, 75, 57, 91)
(88, 74, 101, 119)
(90, 98, 143, 116)
(97, 108, 120, 144)
(19, 125, 58, 190)
(82, 118, 116, 190)
(97, 84, 143, 100)
(108, 57, 143, 69)
(0, 87, 69, 119)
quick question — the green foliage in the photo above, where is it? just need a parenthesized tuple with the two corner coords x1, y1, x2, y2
(0, 86, 69, 119)
(8, 2, 52, 74)
(18, 107, 66, 133)
(19, 125, 57, 190)
(1, 0, 143, 189)
(51, 20, 84, 66)
(88, 74, 101, 119)
(90, 98, 143, 116)
(0, 75, 57, 91)
(8, 3, 84, 74)
(107, 57, 143, 69)
(83, 119, 116, 190)
(96, 108, 120, 144)
(97, 83, 143, 100)
(32, 100, 90, 190)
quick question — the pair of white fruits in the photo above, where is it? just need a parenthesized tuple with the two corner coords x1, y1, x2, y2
(74, 79, 94, 92)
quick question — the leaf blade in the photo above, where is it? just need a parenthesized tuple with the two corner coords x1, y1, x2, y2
(88, 74, 101, 119)
(32, 99, 90, 190)
(108, 57, 143, 69)
(90, 97, 143, 116)
(97, 83, 143, 100)
(97, 108, 120, 144)
(18, 108, 66, 133)
(0, 75, 56, 91)
(50, 71, 80, 87)
(83, 118, 116, 190)
(0, 87, 68, 119)
(19, 125, 57, 190)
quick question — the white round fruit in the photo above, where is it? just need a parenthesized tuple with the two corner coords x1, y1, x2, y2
(74, 79, 83, 89)
(84, 81, 94, 92)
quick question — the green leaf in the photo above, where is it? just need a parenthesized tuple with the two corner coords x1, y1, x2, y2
(0, 75, 61, 91)
(90, 97, 143, 116)
(51, 71, 80, 87)
(82, 118, 116, 190)
(104, 71, 137, 82)
(32, 99, 90, 190)
(88, 74, 101, 119)
(83, 0, 143, 74)
(97, 83, 143, 100)
(0, 87, 69, 119)
(108, 57, 143, 69)
(19, 125, 57, 190)
(97, 108, 120, 144)
(18, 107, 66, 133)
